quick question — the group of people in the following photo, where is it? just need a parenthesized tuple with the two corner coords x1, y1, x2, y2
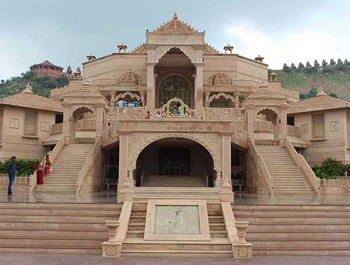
(35, 154, 51, 185)
(116, 100, 142, 108)
(7, 154, 52, 196)
(144, 104, 185, 120)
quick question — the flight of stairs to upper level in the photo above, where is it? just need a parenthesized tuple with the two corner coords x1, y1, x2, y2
(233, 205, 350, 256)
(256, 145, 315, 195)
(36, 144, 94, 193)
(122, 202, 232, 257)
(0, 202, 121, 254)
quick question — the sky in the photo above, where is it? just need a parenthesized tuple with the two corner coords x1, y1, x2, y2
(0, 0, 349, 80)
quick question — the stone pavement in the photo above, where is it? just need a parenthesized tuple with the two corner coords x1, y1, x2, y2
(0, 254, 350, 265)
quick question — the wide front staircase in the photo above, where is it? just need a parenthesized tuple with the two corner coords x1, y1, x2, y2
(233, 205, 350, 256)
(256, 145, 315, 195)
(0, 202, 121, 254)
(35, 144, 94, 193)
(121, 202, 233, 257)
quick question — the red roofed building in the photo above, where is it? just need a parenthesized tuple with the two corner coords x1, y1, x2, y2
(30, 60, 64, 78)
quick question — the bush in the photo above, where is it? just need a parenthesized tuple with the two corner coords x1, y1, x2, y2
(0, 159, 37, 177)
(312, 157, 346, 179)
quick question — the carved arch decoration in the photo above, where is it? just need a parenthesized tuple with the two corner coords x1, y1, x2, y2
(255, 107, 280, 124)
(128, 132, 222, 172)
(207, 92, 235, 104)
(153, 45, 198, 64)
(157, 97, 196, 118)
(115, 92, 141, 102)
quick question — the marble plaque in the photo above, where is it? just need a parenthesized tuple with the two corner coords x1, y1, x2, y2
(154, 205, 200, 234)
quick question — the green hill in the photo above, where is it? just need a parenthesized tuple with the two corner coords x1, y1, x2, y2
(0, 71, 69, 98)
(275, 62, 350, 101)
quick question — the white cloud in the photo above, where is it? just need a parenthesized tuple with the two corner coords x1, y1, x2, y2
(226, 24, 342, 69)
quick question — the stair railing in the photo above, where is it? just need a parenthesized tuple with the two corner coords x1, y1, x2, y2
(284, 138, 321, 195)
(76, 136, 102, 194)
(248, 137, 274, 196)
(29, 135, 65, 193)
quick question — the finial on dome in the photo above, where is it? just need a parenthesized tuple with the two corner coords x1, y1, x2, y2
(173, 12, 178, 20)
(22, 83, 33, 94)
(317, 87, 327, 97)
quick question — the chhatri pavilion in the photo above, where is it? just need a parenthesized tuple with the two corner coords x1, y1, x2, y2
(0, 14, 350, 259)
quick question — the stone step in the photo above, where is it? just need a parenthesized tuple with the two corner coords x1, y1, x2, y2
(233, 205, 350, 211)
(0, 248, 101, 255)
(246, 224, 350, 233)
(234, 211, 350, 218)
(235, 217, 350, 225)
(0, 222, 108, 231)
(0, 215, 111, 223)
(121, 250, 233, 258)
(246, 232, 350, 241)
(250, 241, 350, 249)
(0, 230, 108, 240)
(253, 250, 350, 256)
(0, 203, 122, 210)
(0, 209, 120, 217)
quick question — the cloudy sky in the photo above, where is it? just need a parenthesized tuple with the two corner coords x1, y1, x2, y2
(0, 0, 349, 80)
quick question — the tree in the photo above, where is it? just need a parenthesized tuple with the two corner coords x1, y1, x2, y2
(22, 71, 35, 79)
(330, 93, 338, 98)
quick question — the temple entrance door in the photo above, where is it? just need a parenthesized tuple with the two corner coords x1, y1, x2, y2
(159, 147, 190, 176)
(159, 76, 191, 107)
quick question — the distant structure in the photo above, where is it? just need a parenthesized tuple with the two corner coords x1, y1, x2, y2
(30, 60, 64, 78)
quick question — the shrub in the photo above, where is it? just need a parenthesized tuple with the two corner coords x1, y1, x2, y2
(0, 159, 37, 177)
(312, 157, 346, 179)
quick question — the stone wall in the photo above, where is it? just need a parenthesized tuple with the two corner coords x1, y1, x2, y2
(320, 178, 350, 194)
(245, 152, 269, 194)
(80, 148, 103, 193)
(0, 174, 29, 192)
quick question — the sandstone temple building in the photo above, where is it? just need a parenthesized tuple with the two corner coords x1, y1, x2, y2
(0, 14, 350, 259)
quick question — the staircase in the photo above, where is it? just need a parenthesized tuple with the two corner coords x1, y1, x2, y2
(233, 205, 350, 256)
(142, 175, 207, 187)
(122, 202, 232, 257)
(36, 144, 94, 193)
(0, 202, 121, 254)
(256, 145, 315, 195)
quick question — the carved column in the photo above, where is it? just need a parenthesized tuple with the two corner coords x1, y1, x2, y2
(110, 91, 116, 107)
(146, 62, 156, 111)
(245, 103, 256, 138)
(62, 101, 70, 145)
(140, 91, 146, 107)
(216, 171, 223, 187)
(280, 103, 289, 145)
(118, 134, 129, 188)
(194, 63, 204, 111)
(95, 101, 105, 138)
(233, 91, 240, 108)
(220, 133, 233, 203)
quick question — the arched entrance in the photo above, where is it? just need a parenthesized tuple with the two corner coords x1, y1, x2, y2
(256, 108, 280, 142)
(70, 107, 94, 142)
(135, 137, 214, 187)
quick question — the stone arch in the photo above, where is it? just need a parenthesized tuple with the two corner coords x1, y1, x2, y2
(207, 92, 235, 104)
(256, 107, 280, 124)
(129, 133, 221, 172)
(154, 45, 197, 64)
(71, 106, 95, 122)
(115, 92, 141, 102)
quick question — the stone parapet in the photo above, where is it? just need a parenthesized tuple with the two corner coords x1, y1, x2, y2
(320, 178, 350, 194)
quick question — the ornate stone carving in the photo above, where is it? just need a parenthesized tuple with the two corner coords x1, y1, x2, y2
(207, 71, 233, 86)
(207, 92, 235, 104)
(153, 45, 198, 64)
(117, 70, 142, 85)
(115, 92, 141, 102)
(153, 13, 196, 32)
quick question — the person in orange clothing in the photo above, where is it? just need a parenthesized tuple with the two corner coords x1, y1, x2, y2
(36, 161, 44, 185)
(44, 154, 51, 176)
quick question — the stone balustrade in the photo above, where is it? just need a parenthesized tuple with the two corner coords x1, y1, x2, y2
(0, 175, 30, 192)
(320, 178, 350, 194)
(288, 125, 300, 136)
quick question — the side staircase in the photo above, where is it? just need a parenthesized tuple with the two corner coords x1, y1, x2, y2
(35, 144, 94, 193)
(0, 202, 121, 254)
(233, 205, 350, 255)
(121, 202, 233, 257)
(256, 145, 315, 195)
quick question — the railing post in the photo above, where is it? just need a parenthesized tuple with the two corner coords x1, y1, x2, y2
(233, 221, 252, 259)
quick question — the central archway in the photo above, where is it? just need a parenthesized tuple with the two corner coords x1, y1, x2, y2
(135, 137, 215, 187)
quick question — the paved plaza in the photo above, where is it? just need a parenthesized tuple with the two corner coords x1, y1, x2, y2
(0, 253, 350, 265)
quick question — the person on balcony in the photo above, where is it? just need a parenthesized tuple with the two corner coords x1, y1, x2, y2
(6, 156, 16, 196)
(155, 112, 161, 119)
(36, 161, 44, 185)
(145, 111, 151, 119)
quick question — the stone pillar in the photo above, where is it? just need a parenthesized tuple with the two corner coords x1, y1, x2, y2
(62, 101, 70, 145)
(220, 133, 234, 203)
(140, 91, 145, 107)
(233, 92, 240, 108)
(146, 62, 156, 111)
(194, 63, 204, 112)
(110, 92, 116, 107)
(280, 103, 289, 145)
(95, 103, 105, 138)
(117, 133, 134, 202)
(245, 104, 256, 138)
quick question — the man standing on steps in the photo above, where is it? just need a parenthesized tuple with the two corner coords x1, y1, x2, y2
(7, 156, 16, 196)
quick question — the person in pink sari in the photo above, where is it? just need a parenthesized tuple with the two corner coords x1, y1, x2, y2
(36, 161, 44, 185)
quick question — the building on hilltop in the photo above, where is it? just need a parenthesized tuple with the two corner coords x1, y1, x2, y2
(30, 60, 64, 78)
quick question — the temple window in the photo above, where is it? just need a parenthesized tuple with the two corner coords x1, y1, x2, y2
(159, 76, 190, 107)
(312, 113, 325, 138)
(24, 110, 38, 136)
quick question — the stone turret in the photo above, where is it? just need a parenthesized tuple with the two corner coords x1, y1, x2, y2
(283, 63, 288, 69)
(314, 60, 319, 67)
(330, 59, 336, 65)
(254, 55, 264, 63)
(337, 59, 343, 65)
(322, 59, 328, 67)
(291, 63, 296, 69)
(306, 61, 311, 68)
